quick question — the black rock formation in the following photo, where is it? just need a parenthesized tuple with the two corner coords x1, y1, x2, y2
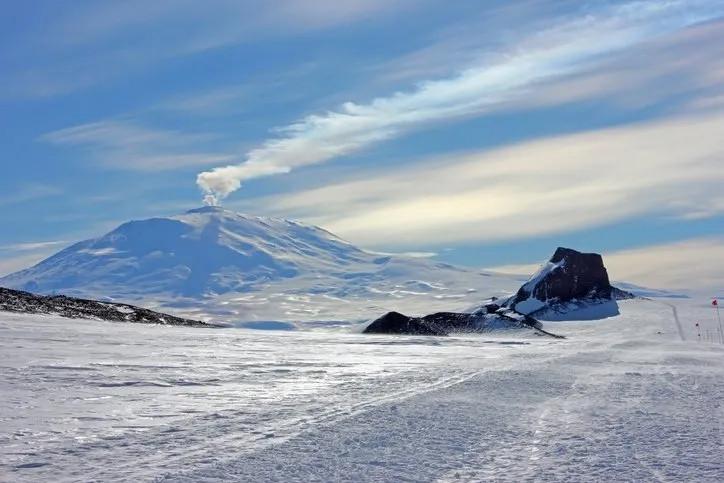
(482, 303, 501, 313)
(504, 247, 634, 319)
(362, 311, 447, 336)
(364, 247, 631, 336)
(362, 310, 554, 336)
(421, 312, 479, 332)
(521, 247, 610, 301)
(0, 287, 218, 327)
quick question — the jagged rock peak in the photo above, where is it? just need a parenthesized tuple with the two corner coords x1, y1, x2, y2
(536, 246, 612, 300)
(504, 247, 631, 319)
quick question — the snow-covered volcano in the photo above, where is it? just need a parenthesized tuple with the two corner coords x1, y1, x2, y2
(0, 207, 521, 323)
(1, 206, 382, 298)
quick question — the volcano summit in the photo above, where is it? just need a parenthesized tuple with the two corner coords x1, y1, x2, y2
(0, 207, 518, 323)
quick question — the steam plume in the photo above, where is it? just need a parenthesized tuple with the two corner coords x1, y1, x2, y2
(195, 0, 721, 203)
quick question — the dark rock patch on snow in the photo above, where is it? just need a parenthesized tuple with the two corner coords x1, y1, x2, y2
(363, 311, 447, 336)
(362, 308, 558, 337)
(520, 247, 611, 302)
(502, 247, 634, 320)
(365, 247, 633, 336)
(0, 287, 218, 327)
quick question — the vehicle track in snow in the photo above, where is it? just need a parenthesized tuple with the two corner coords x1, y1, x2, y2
(660, 301, 685, 341)
(79, 368, 484, 482)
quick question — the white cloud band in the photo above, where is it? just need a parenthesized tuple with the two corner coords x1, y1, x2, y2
(196, 0, 723, 201)
(239, 111, 724, 247)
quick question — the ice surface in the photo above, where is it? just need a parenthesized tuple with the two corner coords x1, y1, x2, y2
(2, 297, 723, 482)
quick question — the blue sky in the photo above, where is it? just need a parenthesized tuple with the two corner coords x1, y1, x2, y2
(1, 0, 724, 291)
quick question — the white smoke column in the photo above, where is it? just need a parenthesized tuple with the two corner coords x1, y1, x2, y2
(202, 194, 218, 206)
(196, 0, 722, 202)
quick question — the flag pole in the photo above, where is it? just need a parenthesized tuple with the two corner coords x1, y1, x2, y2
(716, 302, 723, 344)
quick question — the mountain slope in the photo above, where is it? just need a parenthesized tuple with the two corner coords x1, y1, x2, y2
(1, 206, 374, 298)
(0, 207, 522, 323)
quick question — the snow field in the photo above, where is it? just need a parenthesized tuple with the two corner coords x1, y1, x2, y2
(1, 298, 722, 482)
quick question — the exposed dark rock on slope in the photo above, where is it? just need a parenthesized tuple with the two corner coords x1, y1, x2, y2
(363, 305, 556, 337)
(0, 287, 218, 327)
(363, 311, 448, 336)
(503, 247, 634, 320)
(518, 247, 612, 302)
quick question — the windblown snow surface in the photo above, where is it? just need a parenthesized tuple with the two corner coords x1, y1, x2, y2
(1, 297, 722, 482)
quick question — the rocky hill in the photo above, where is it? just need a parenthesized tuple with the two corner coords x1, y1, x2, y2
(0, 287, 217, 327)
(364, 247, 633, 336)
(501, 247, 634, 320)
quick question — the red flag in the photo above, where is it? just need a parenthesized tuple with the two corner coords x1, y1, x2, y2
(713, 300, 719, 306)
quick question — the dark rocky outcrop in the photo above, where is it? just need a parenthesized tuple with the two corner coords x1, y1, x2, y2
(512, 247, 611, 303)
(362, 311, 447, 336)
(364, 247, 632, 336)
(362, 309, 562, 337)
(0, 287, 218, 327)
(421, 312, 480, 333)
(503, 247, 634, 319)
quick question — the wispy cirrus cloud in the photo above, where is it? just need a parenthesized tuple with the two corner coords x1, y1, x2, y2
(40, 120, 235, 171)
(0, 239, 69, 277)
(152, 62, 322, 117)
(604, 237, 724, 293)
(0, 183, 63, 208)
(48, 0, 422, 49)
(197, 0, 724, 203)
(153, 85, 255, 116)
(0, 253, 51, 277)
(0, 240, 69, 252)
(1, 0, 422, 99)
(364, 1, 582, 86)
(235, 110, 724, 247)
